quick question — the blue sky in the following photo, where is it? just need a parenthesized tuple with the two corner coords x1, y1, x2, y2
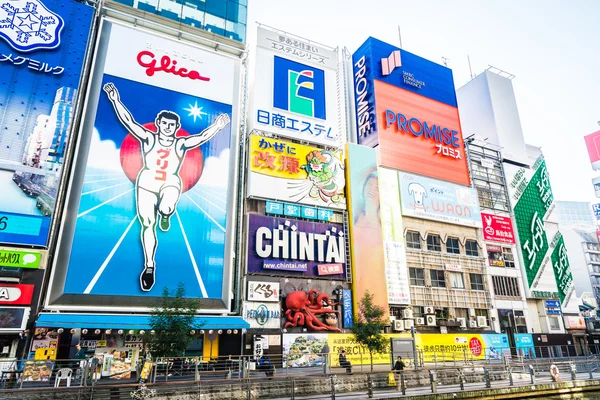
(248, 0, 600, 203)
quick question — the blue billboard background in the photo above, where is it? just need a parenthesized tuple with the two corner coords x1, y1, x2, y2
(63, 74, 232, 299)
(352, 37, 457, 147)
(0, 0, 94, 246)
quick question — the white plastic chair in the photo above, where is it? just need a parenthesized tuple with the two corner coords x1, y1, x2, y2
(54, 368, 72, 387)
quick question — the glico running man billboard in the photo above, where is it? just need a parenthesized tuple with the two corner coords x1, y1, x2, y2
(0, 0, 94, 246)
(248, 27, 342, 147)
(352, 38, 470, 186)
(47, 22, 241, 310)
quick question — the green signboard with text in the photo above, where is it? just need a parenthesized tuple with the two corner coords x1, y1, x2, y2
(550, 235, 574, 303)
(513, 158, 554, 289)
(0, 249, 41, 269)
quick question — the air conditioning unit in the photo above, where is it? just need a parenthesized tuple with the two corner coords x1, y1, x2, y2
(515, 316, 527, 326)
(393, 320, 405, 331)
(424, 306, 435, 315)
(404, 319, 414, 330)
(469, 308, 476, 317)
(415, 317, 426, 325)
(426, 315, 437, 326)
(477, 316, 488, 327)
(457, 318, 467, 328)
(469, 320, 478, 328)
(402, 309, 414, 319)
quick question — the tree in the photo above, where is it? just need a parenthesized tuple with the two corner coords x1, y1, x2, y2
(351, 290, 387, 371)
(145, 282, 202, 358)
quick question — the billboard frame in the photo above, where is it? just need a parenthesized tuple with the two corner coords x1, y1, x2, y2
(44, 18, 243, 313)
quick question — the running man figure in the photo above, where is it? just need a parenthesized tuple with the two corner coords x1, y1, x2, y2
(103, 82, 230, 292)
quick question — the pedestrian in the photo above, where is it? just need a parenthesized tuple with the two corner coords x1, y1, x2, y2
(339, 350, 352, 374)
(74, 344, 87, 380)
(392, 356, 405, 391)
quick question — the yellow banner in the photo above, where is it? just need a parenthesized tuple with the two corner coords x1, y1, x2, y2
(328, 333, 409, 367)
(250, 135, 343, 180)
(416, 334, 485, 361)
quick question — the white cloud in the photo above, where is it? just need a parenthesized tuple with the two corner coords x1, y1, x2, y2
(86, 128, 124, 172)
(197, 148, 230, 188)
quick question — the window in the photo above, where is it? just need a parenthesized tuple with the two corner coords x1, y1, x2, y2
(430, 270, 446, 288)
(446, 237, 460, 254)
(492, 276, 521, 298)
(470, 274, 485, 291)
(502, 248, 515, 268)
(549, 316, 561, 330)
(427, 234, 441, 252)
(465, 240, 479, 256)
(409, 268, 425, 286)
(406, 231, 421, 249)
(412, 306, 424, 318)
(448, 272, 465, 289)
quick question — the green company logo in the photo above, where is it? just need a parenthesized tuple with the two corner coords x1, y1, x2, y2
(0, 249, 41, 269)
(550, 237, 574, 303)
(513, 159, 554, 288)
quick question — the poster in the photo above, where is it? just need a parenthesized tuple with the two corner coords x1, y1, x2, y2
(55, 22, 239, 304)
(22, 360, 54, 382)
(0, 0, 94, 246)
(249, 27, 342, 147)
(247, 135, 346, 209)
(282, 333, 328, 368)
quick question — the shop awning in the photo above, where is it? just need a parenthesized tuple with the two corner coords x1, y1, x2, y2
(36, 313, 249, 330)
(580, 302, 595, 312)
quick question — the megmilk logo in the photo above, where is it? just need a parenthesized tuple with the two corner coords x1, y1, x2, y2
(273, 56, 326, 119)
(0, 0, 64, 52)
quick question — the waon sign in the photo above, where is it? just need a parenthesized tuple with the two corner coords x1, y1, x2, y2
(481, 213, 515, 244)
(0, 284, 34, 305)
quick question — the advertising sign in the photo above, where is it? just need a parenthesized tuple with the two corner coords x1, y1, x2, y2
(345, 143, 388, 314)
(397, 172, 481, 227)
(342, 289, 353, 328)
(352, 37, 470, 186)
(249, 27, 341, 147)
(0, 307, 29, 330)
(417, 334, 509, 361)
(593, 176, 600, 198)
(0, 0, 94, 246)
(243, 302, 281, 329)
(486, 245, 504, 267)
(379, 168, 410, 305)
(481, 213, 515, 244)
(22, 360, 54, 382)
(247, 214, 346, 279)
(50, 22, 240, 307)
(0, 283, 34, 305)
(247, 281, 280, 302)
(550, 234, 574, 304)
(566, 316, 586, 329)
(0, 249, 41, 269)
(594, 204, 600, 220)
(585, 130, 600, 170)
(247, 135, 346, 209)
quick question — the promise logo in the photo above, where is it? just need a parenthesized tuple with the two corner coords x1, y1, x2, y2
(381, 50, 401, 76)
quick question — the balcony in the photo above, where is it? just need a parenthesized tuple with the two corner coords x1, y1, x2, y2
(406, 249, 487, 273)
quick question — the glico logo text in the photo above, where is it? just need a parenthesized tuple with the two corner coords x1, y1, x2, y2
(385, 110, 460, 148)
(136, 51, 210, 82)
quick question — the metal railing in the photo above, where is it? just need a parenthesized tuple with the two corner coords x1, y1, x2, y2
(1, 359, 600, 399)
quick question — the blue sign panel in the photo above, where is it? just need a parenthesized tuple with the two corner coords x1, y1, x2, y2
(545, 300, 561, 308)
(317, 208, 334, 222)
(301, 206, 317, 220)
(514, 334, 536, 357)
(546, 309, 562, 315)
(352, 37, 457, 146)
(343, 289, 353, 328)
(593, 203, 600, 219)
(283, 203, 301, 218)
(0, 0, 94, 246)
(265, 201, 284, 215)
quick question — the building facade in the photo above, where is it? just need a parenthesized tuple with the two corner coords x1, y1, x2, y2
(555, 201, 595, 228)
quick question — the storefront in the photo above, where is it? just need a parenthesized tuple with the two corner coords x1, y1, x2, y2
(33, 313, 249, 374)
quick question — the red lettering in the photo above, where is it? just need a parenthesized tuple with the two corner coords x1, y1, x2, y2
(136, 51, 210, 82)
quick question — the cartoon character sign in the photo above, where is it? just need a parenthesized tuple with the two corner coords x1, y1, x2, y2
(300, 150, 344, 204)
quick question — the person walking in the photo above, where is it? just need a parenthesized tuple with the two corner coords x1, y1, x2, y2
(392, 356, 405, 392)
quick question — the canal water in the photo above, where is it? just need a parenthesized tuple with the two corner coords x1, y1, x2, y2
(533, 393, 600, 400)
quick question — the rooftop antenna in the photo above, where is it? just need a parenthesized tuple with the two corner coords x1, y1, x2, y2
(441, 57, 449, 67)
(467, 55, 474, 79)
(397, 25, 403, 49)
